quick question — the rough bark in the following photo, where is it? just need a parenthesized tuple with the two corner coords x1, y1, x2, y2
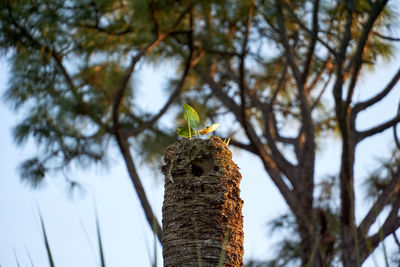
(162, 136, 243, 267)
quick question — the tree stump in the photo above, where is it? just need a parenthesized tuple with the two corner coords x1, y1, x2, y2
(162, 136, 243, 267)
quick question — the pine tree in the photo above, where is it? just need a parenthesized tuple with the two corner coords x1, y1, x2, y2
(2, 1, 400, 266)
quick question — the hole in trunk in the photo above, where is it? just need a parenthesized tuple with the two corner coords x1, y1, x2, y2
(191, 164, 203, 177)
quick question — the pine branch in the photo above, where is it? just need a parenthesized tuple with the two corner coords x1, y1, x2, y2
(283, 2, 336, 56)
(395, 103, 400, 150)
(115, 133, 164, 243)
(6, 4, 111, 132)
(332, 2, 353, 116)
(253, 97, 298, 183)
(310, 74, 332, 111)
(124, 16, 195, 137)
(226, 139, 257, 154)
(196, 47, 240, 57)
(217, 63, 297, 153)
(393, 231, 400, 249)
(360, 194, 400, 263)
(200, 73, 241, 118)
(111, 2, 196, 245)
(149, 0, 160, 36)
(274, 0, 302, 85)
(275, 0, 316, 215)
(345, 0, 389, 109)
(357, 114, 400, 141)
(301, 0, 320, 84)
(352, 66, 400, 114)
(358, 170, 400, 238)
(332, 4, 358, 266)
(239, 0, 257, 156)
(307, 57, 332, 92)
(199, 69, 309, 223)
(373, 31, 400, 41)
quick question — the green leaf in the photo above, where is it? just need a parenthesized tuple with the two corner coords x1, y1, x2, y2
(183, 103, 200, 130)
(177, 126, 196, 138)
(199, 123, 220, 135)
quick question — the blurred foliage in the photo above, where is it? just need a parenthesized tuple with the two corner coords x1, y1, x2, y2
(1, 0, 400, 265)
(2, 0, 396, 185)
(363, 149, 400, 201)
(257, 151, 400, 266)
(259, 175, 342, 267)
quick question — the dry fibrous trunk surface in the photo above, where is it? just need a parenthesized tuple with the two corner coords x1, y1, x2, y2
(162, 136, 243, 267)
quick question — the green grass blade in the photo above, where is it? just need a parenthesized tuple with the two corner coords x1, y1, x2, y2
(38, 213, 55, 267)
(74, 204, 99, 266)
(24, 245, 35, 267)
(360, 229, 379, 267)
(141, 221, 153, 266)
(13, 248, 21, 267)
(377, 219, 389, 267)
(152, 220, 158, 267)
(367, 199, 389, 267)
(95, 210, 106, 267)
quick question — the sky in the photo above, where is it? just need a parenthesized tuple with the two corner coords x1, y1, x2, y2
(0, 48, 399, 267)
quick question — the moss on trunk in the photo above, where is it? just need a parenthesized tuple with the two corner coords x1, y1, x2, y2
(162, 136, 243, 267)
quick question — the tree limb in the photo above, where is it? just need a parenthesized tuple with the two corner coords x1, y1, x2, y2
(301, 0, 320, 84)
(275, 0, 316, 215)
(200, 73, 241, 118)
(345, 0, 389, 109)
(199, 69, 310, 225)
(124, 17, 195, 137)
(150, 0, 160, 36)
(307, 57, 332, 93)
(311, 73, 332, 112)
(227, 139, 257, 154)
(394, 102, 400, 150)
(358, 170, 400, 238)
(274, 0, 302, 84)
(196, 47, 240, 57)
(253, 97, 298, 182)
(207, 62, 299, 187)
(357, 114, 400, 141)
(283, 2, 336, 56)
(115, 134, 164, 243)
(332, 4, 357, 265)
(352, 66, 400, 114)
(332, 1, 353, 116)
(360, 193, 400, 263)
(111, 3, 196, 245)
(373, 31, 400, 42)
(6, 5, 111, 132)
(393, 231, 400, 249)
(239, 0, 257, 155)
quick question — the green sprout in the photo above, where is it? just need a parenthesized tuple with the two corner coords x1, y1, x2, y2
(177, 103, 219, 139)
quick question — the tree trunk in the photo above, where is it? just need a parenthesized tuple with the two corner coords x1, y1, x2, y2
(162, 136, 244, 267)
(340, 135, 357, 267)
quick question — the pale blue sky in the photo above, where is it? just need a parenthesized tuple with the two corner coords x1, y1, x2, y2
(0, 49, 399, 267)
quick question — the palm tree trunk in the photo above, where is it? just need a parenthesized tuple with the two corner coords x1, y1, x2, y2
(162, 136, 243, 267)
